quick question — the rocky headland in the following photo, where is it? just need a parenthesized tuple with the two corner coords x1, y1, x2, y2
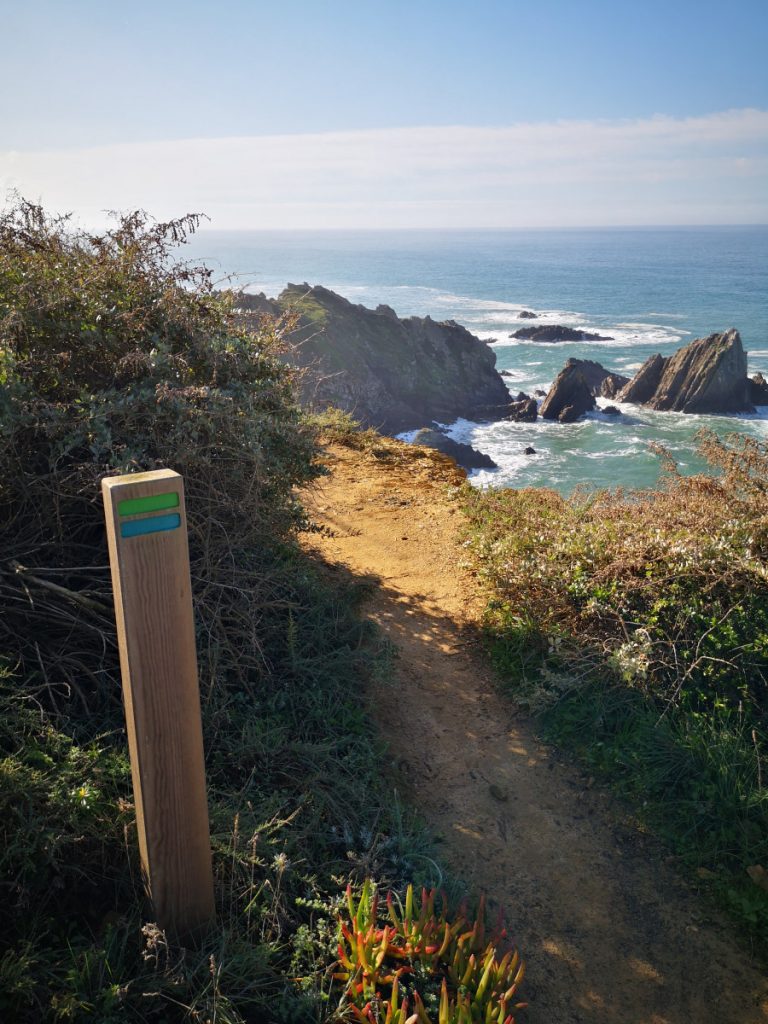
(234, 284, 511, 434)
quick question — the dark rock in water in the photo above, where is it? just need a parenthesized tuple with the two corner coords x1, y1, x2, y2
(232, 283, 510, 434)
(557, 404, 579, 423)
(562, 358, 629, 397)
(600, 373, 630, 398)
(540, 364, 596, 422)
(505, 395, 538, 422)
(619, 329, 752, 414)
(523, 446, 537, 455)
(500, 370, 515, 377)
(619, 353, 667, 404)
(534, 388, 546, 397)
(510, 325, 614, 343)
(412, 428, 497, 470)
(518, 310, 538, 319)
(602, 405, 620, 416)
(749, 372, 768, 405)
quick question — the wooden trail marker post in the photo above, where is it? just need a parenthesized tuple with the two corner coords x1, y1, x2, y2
(102, 469, 215, 941)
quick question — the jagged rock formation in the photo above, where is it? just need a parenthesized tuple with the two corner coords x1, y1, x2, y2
(749, 373, 768, 405)
(234, 285, 511, 433)
(600, 374, 631, 398)
(559, 358, 629, 397)
(619, 353, 667, 404)
(510, 325, 614, 343)
(618, 329, 752, 414)
(540, 364, 596, 423)
(506, 394, 538, 422)
(411, 429, 496, 470)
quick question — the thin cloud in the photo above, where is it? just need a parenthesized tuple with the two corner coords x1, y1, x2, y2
(2, 109, 766, 228)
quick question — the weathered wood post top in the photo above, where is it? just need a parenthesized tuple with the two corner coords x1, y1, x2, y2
(102, 468, 215, 941)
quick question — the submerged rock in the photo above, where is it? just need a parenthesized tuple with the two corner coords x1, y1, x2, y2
(619, 329, 752, 414)
(412, 429, 497, 470)
(602, 405, 620, 416)
(510, 325, 614, 343)
(540, 365, 596, 422)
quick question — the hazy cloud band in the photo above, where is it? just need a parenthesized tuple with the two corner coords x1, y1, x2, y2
(2, 108, 767, 228)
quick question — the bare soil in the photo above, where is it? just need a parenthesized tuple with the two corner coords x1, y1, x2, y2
(302, 436, 768, 1024)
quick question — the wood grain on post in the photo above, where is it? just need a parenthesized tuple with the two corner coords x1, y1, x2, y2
(102, 469, 215, 941)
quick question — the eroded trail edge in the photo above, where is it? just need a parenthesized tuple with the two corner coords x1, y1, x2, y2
(302, 438, 768, 1024)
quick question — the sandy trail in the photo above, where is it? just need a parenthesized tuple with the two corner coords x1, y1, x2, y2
(302, 438, 768, 1024)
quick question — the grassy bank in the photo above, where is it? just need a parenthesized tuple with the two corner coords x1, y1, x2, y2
(464, 435, 768, 951)
(0, 203, 436, 1022)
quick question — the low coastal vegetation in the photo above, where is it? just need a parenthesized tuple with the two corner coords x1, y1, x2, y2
(464, 435, 768, 949)
(0, 202, 453, 1022)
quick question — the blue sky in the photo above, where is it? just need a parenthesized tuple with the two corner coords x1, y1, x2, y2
(1, 0, 767, 227)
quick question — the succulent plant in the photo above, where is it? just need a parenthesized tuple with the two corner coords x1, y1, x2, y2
(332, 880, 526, 1023)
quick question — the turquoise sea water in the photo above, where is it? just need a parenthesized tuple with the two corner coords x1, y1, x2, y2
(183, 227, 768, 493)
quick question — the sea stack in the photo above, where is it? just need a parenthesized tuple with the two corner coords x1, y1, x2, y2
(618, 329, 753, 414)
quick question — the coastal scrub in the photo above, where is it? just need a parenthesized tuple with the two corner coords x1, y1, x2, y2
(464, 433, 768, 950)
(0, 201, 435, 1022)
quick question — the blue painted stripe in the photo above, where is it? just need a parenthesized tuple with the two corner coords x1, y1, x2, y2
(120, 513, 181, 538)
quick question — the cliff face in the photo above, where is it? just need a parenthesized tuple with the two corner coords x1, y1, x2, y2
(618, 329, 753, 414)
(237, 284, 510, 433)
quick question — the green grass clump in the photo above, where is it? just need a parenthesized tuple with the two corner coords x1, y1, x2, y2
(464, 434, 768, 950)
(0, 200, 438, 1022)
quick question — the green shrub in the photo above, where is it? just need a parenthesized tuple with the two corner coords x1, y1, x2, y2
(464, 433, 768, 950)
(0, 200, 436, 1022)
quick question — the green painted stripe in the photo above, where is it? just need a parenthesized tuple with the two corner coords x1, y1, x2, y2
(121, 513, 181, 539)
(118, 491, 179, 517)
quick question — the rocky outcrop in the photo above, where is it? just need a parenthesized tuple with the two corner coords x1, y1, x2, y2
(518, 310, 538, 319)
(749, 373, 768, 405)
(510, 325, 614, 343)
(600, 373, 630, 399)
(540, 365, 596, 423)
(618, 353, 667, 404)
(505, 394, 538, 422)
(560, 358, 629, 397)
(233, 285, 511, 433)
(619, 330, 753, 414)
(411, 429, 496, 471)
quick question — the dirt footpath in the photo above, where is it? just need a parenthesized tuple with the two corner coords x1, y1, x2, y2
(302, 437, 768, 1024)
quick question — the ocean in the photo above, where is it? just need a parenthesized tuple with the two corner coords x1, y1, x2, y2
(182, 227, 768, 494)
